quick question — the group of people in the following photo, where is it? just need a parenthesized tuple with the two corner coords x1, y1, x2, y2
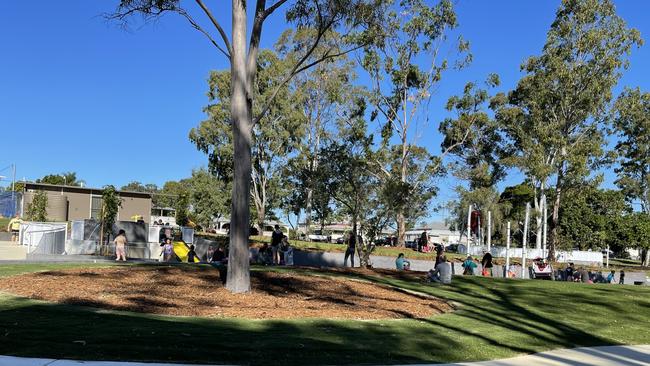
(257, 225, 294, 265)
(559, 263, 623, 284)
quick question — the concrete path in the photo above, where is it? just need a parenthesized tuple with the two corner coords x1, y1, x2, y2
(431, 345, 650, 366)
(1, 345, 649, 366)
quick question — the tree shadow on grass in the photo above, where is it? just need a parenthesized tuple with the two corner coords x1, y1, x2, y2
(0, 296, 466, 365)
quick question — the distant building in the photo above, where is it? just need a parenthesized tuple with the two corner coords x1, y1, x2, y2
(22, 182, 152, 223)
(405, 222, 460, 245)
(212, 216, 289, 237)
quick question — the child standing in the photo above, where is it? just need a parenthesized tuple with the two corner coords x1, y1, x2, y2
(162, 238, 174, 262)
(187, 244, 197, 263)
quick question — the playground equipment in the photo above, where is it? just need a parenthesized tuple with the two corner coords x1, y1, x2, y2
(529, 257, 554, 280)
(172, 241, 200, 263)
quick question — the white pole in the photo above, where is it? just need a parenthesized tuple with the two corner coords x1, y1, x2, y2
(10, 164, 16, 215)
(476, 216, 483, 246)
(487, 211, 492, 251)
(542, 195, 548, 257)
(466, 204, 472, 255)
(522, 202, 530, 279)
(506, 221, 511, 278)
(606, 245, 610, 268)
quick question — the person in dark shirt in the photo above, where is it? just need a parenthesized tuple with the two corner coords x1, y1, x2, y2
(344, 232, 356, 267)
(481, 251, 493, 276)
(619, 270, 625, 285)
(270, 225, 283, 265)
(212, 246, 226, 263)
(187, 245, 197, 263)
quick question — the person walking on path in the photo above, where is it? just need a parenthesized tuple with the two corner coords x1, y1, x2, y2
(270, 225, 283, 265)
(462, 255, 477, 275)
(427, 256, 452, 284)
(619, 270, 625, 285)
(114, 229, 128, 262)
(344, 232, 356, 267)
(481, 251, 493, 276)
(8, 214, 22, 242)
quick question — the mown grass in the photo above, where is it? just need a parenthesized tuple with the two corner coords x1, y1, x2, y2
(0, 262, 648, 365)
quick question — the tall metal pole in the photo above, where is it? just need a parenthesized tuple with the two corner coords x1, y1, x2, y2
(522, 202, 530, 279)
(542, 195, 548, 258)
(606, 245, 610, 268)
(487, 211, 492, 251)
(11, 164, 16, 213)
(506, 221, 511, 278)
(476, 216, 483, 246)
(467, 204, 472, 255)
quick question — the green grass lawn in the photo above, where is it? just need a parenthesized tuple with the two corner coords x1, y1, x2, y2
(0, 263, 648, 365)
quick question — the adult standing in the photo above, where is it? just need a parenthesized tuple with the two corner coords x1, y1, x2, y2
(114, 229, 128, 262)
(481, 251, 493, 276)
(270, 225, 283, 265)
(344, 232, 356, 267)
(7, 214, 22, 242)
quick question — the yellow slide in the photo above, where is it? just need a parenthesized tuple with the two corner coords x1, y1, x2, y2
(172, 241, 200, 263)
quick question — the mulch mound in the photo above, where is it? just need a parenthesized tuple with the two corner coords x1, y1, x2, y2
(0, 266, 451, 319)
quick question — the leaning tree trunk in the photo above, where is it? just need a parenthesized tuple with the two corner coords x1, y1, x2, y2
(643, 249, 650, 267)
(397, 213, 406, 247)
(226, 0, 252, 293)
(548, 173, 563, 261)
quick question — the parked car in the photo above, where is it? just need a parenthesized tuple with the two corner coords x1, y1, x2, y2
(405, 240, 417, 250)
(445, 243, 460, 253)
(308, 230, 329, 242)
(336, 237, 346, 244)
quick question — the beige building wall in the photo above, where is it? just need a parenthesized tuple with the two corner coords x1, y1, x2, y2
(117, 195, 152, 223)
(65, 191, 92, 221)
(23, 184, 152, 223)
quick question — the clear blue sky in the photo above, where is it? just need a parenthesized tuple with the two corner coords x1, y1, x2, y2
(1, 1, 649, 221)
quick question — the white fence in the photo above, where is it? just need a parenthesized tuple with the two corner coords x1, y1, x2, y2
(459, 244, 603, 265)
(19, 222, 68, 254)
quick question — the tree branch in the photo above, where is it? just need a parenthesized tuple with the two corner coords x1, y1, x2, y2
(195, 0, 232, 56)
(177, 9, 230, 60)
(263, 0, 289, 20)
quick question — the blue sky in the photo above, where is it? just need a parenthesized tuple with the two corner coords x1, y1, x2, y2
(1, 1, 649, 222)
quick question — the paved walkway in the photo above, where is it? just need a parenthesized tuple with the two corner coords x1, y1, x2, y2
(1, 345, 648, 366)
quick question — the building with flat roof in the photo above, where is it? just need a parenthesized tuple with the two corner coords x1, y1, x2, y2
(22, 182, 153, 223)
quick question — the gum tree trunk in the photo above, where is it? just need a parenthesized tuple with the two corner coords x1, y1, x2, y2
(226, 0, 252, 293)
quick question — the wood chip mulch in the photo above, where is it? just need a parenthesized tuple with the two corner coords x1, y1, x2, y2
(0, 266, 452, 320)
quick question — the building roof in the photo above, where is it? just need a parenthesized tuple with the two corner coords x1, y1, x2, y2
(24, 182, 152, 199)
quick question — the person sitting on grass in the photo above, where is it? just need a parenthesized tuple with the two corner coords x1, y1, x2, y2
(187, 244, 197, 263)
(396, 253, 411, 270)
(462, 255, 477, 275)
(427, 256, 451, 284)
